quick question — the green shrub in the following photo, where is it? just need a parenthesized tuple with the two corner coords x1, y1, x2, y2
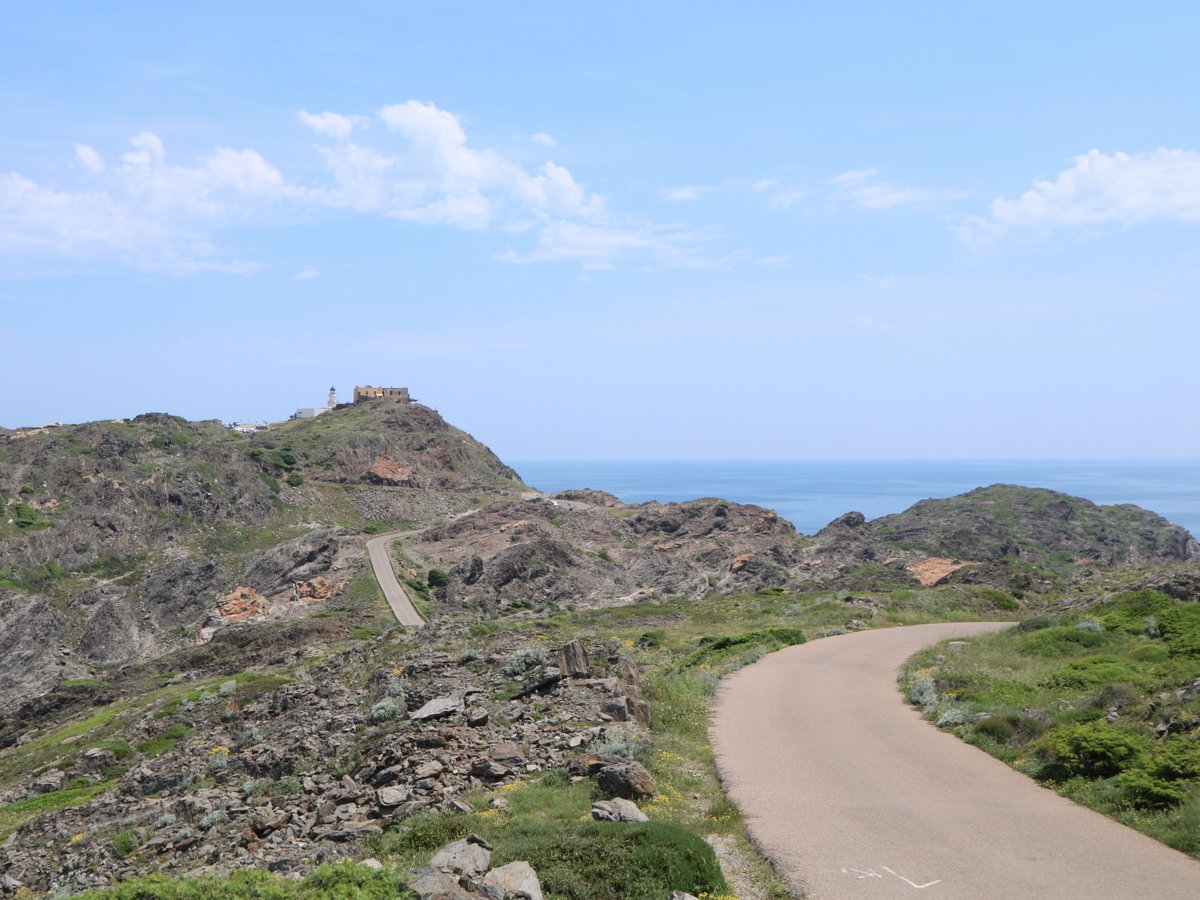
(285, 473, 303, 487)
(369, 697, 407, 724)
(13, 502, 50, 530)
(977, 587, 1019, 610)
(111, 828, 140, 857)
(426, 569, 450, 589)
(492, 820, 727, 900)
(1146, 740, 1200, 781)
(1017, 626, 1107, 657)
(1041, 656, 1148, 691)
(1036, 722, 1145, 778)
(684, 628, 806, 668)
(973, 715, 1016, 741)
(1017, 615, 1055, 632)
(1100, 590, 1175, 634)
(1119, 769, 1190, 809)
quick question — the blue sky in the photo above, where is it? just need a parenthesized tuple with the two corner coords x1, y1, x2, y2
(3, 3, 1198, 459)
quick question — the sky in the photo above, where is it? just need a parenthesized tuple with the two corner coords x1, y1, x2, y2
(2, 3, 1198, 460)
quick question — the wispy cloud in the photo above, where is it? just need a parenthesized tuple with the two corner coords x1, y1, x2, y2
(768, 187, 807, 210)
(529, 132, 557, 147)
(662, 184, 717, 202)
(296, 110, 366, 140)
(0, 101, 707, 274)
(852, 314, 896, 332)
(295, 267, 320, 280)
(959, 148, 1200, 243)
(831, 168, 965, 210)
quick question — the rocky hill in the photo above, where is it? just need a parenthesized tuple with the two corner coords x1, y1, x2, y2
(1, 401, 1198, 896)
(0, 400, 524, 712)
(798, 485, 1198, 594)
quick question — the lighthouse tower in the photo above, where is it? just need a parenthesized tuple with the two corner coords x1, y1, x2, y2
(327, 386, 338, 408)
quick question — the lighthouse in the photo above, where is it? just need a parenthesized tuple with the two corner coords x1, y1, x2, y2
(327, 386, 338, 408)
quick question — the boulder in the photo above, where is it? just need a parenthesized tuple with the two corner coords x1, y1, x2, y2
(557, 639, 591, 678)
(591, 798, 649, 823)
(483, 861, 545, 899)
(377, 785, 411, 807)
(409, 697, 461, 721)
(32, 769, 65, 794)
(596, 762, 657, 800)
(513, 666, 562, 699)
(429, 833, 492, 877)
(408, 867, 475, 900)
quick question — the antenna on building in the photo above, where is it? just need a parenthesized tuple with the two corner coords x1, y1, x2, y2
(328, 386, 338, 408)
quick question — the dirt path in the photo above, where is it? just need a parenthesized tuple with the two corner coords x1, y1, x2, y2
(365, 532, 424, 628)
(711, 622, 1200, 899)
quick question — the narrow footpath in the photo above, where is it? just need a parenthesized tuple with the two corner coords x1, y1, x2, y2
(711, 622, 1200, 899)
(365, 532, 424, 628)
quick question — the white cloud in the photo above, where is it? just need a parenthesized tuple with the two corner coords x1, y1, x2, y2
(295, 267, 320, 280)
(751, 178, 776, 192)
(768, 187, 807, 210)
(960, 148, 1200, 243)
(0, 100, 707, 273)
(74, 143, 105, 174)
(831, 168, 964, 210)
(753, 255, 791, 267)
(530, 132, 557, 147)
(296, 110, 366, 140)
(496, 219, 710, 269)
(663, 185, 714, 202)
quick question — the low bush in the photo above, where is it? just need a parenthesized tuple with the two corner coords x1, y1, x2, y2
(1016, 626, 1108, 657)
(1041, 656, 1148, 691)
(1036, 722, 1145, 778)
(492, 820, 728, 900)
(1119, 769, 1190, 809)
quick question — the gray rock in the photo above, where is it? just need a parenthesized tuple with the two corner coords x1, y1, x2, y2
(591, 798, 649, 823)
(514, 666, 562, 699)
(557, 640, 591, 678)
(409, 867, 475, 900)
(32, 769, 65, 794)
(409, 697, 461, 721)
(596, 762, 657, 800)
(377, 785, 411, 807)
(429, 833, 492, 877)
(483, 860, 544, 899)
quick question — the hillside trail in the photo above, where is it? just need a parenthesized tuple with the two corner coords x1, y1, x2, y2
(366, 491, 595, 627)
(711, 622, 1200, 899)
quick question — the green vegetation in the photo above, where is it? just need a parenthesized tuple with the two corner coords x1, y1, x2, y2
(369, 773, 727, 899)
(900, 589, 1200, 858)
(13, 502, 50, 530)
(76, 862, 415, 899)
(0, 781, 114, 836)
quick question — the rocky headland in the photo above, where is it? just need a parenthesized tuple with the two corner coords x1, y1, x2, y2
(0, 397, 1196, 896)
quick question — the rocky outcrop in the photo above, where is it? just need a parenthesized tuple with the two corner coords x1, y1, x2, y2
(365, 458, 417, 487)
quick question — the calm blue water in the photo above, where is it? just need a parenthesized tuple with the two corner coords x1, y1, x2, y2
(511, 460, 1200, 538)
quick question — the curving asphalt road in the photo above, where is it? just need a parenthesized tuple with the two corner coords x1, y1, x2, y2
(365, 532, 425, 628)
(711, 622, 1200, 899)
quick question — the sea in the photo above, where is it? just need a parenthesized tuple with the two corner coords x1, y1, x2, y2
(510, 460, 1200, 538)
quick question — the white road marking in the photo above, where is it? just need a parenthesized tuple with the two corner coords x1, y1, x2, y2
(842, 866, 942, 889)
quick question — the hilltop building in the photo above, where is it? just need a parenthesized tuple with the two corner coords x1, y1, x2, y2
(354, 385, 410, 404)
(292, 386, 339, 420)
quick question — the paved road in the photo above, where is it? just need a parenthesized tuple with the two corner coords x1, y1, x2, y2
(711, 622, 1200, 899)
(365, 533, 425, 628)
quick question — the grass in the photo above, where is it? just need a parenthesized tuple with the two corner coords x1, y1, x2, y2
(0, 780, 115, 837)
(898, 590, 1200, 858)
